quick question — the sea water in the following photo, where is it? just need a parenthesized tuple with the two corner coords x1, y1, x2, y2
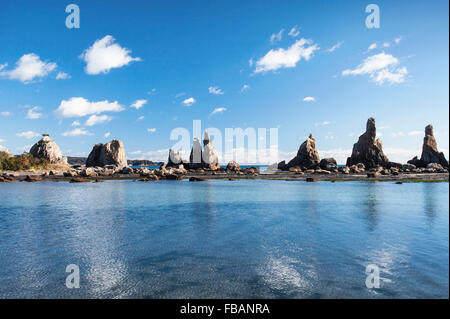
(0, 179, 448, 298)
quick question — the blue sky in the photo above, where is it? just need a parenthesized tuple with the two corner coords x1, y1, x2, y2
(0, 0, 448, 164)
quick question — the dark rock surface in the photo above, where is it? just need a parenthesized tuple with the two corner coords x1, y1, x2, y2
(86, 140, 127, 168)
(346, 118, 389, 168)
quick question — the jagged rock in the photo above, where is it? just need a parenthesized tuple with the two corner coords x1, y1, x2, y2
(121, 166, 134, 174)
(189, 138, 203, 169)
(29, 134, 66, 163)
(367, 172, 381, 178)
(427, 163, 444, 170)
(81, 167, 97, 177)
(165, 173, 183, 180)
(202, 132, 219, 169)
(86, 140, 127, 168)
(320, 158, 337, 170)
(226, 161, 240, 171)
(349, 164, 365, 174)
(280, 134, 320, 170)
(167, 149, 183, 167)
(346, 118, 389, 168)
(24, 175, 42, 182)
(339, 166, 350, 174)
(402, 164, 416, 171)
(409, 125, 448, 168)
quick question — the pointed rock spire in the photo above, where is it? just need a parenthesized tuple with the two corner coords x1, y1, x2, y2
(279, 134, 320, 170)
(346, 117, 389, 168)
(409, 125, 448, 168)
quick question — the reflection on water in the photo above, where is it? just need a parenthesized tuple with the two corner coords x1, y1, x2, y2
(423, 183, 438, 226)
(0, 180, 448, 298)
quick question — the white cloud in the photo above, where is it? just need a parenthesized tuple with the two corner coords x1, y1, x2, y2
(208, 86, 224, 95)
(137, 115, 144, 121)
(71, 120, 81, 127)
(254, 38, 319, 73)
(16, 131, 40, 139)
(383, 42, 391, 47)
(26, 106, 43, 119)
(182, 97, 196, 106)
(325, 41, 344, 53)
(80, 35, 141, 75)
(322, 121, 330, 125)
(367, 43, 377, 51)
(288, 26, 300, 37)
(1, 111, 12, 116)
(394, 37, 402, 45)
(147, 88, 156, 95)
(240, 84, 250, 93)
(56, 72, 71, 80)
(104, 132, 110, 138)
(55, 97, 124, 118)
(342, 52, 408, 85)
(85, 114, 112, 126)
(61, 128, 92, 137)
(130, 99, 147, 109)
(147, 128, 156, 133)
(303, 96, 315, 102)
(408, 130, 422, 136)
(0, 63, 7, 70)
(129, 150, 142, 155)
(211, 107, 227, 115)
(0, 53, 56, 83)
(270, 29, 284, 43)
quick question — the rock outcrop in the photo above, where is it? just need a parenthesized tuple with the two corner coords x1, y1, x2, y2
(189, 138, 203, 169)
(29, 134, 66, 163)
(346, 118, 389, 168)
(202, 132, 219, 169)
(408, 125, 448, 168)
(86, 139, 127, 168)
(279, 134, 320, 170)
(167, 149, 182, 167)
(187, 132, 220, 170)
(226, 161, 240, 171)
(320, 158, 337, 171)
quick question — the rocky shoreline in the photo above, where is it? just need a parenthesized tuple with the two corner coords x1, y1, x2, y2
(1, 117, 449, 184)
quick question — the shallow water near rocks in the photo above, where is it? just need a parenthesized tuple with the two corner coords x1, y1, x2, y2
(0, 179, 448, 298)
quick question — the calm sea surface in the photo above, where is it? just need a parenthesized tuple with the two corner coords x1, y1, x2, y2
(0, 180, 448, 298)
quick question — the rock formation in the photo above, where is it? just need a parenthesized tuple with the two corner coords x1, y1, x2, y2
(320, 158, 337, 170)
(408, 125, 448, 168)
(187, 132, 220, 170)
(346, 118, 389, 168)
(278, 134, 320, 170)
(202, 132, 219, 169)
(226, 161, 240, 171)
(86, 139, 127, 168)
(29, 134, 67, 163)
(189, 138, 203, 169)
(167, 149, 182, 167)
